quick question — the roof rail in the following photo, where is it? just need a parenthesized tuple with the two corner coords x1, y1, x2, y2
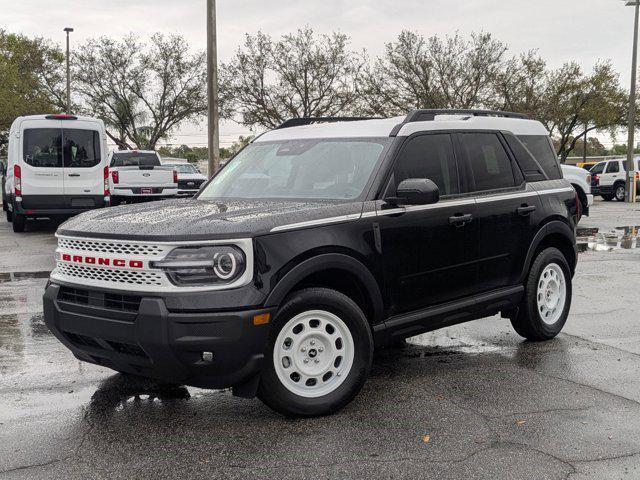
(390, 109, 529, 136)
(277, 117, 379, 129)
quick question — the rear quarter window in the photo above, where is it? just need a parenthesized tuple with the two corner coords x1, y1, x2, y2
(517, 135, 562, 180)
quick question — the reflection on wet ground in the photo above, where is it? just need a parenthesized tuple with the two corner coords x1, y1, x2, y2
(0, 271, 51, 283)
(576, 226, 640, 252)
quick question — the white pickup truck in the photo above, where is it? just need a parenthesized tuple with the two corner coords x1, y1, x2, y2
(108, 150, 178, 206)
(561, 164, 593, 216)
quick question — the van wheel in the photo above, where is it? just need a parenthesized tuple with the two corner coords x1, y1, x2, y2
(110, 197, 120, 207)
(6, 209, 12, 222)
(511, 247, 572, 341)
(258, 288, 373, 417)
(12, 213, 25, 232)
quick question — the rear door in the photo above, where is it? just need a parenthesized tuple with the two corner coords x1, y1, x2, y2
(62, 122, 104, 207)
(458, 131, 542, 291)
(20, 120, 65, 208)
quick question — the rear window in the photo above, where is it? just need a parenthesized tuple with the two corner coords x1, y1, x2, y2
(23, 128, 101, 168)
(517, 135, 561, 180)
(110, 152, 160, 167)
(23, 129, 63, 168)
(63, 129, 101, 168)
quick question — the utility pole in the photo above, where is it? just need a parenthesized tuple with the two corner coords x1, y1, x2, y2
(63, 27, 74, 114)
(624, 0, 640, 202)
(206, 0, 220, 178)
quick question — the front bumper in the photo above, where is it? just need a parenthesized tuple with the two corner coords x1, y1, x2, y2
(43, 283, 272, 392)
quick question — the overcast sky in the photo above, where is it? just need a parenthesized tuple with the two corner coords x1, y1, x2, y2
(1, 0, 637, 147)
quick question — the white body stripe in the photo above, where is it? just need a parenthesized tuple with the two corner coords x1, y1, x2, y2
(269, 187, 574, 230)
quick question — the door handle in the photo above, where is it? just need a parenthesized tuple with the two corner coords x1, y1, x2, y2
(517, 205, 536, 216)
(68, 173, 81, 177)
(449, 213, 473, 227)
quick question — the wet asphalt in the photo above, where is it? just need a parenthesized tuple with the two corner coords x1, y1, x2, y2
(2, 201, 640, 479)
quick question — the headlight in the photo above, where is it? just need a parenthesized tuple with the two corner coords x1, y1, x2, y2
(151, 246, 246, 286)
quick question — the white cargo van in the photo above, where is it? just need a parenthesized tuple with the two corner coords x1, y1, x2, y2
(4, 114, 110, 232)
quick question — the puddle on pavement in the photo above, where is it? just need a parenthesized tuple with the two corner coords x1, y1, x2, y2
(576, 226, 640, 252)
(0, 271, 51, 283)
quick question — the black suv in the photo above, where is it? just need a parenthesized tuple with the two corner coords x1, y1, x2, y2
(43, 110, 579, 417)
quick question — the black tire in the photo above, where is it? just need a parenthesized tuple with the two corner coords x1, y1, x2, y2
(110, 197, 121, 207)
(601, 194, 614, 201)
(614, 183, 626, 202)
(12, 213, 25, 232)
(258, 288, 373, 417)
(511, 247, 572, 341)
(6, 208, 12, 222)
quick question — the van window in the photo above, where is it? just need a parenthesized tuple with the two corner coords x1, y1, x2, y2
(110, 152, 161, 167)
(23, 129, 63, 168)
(63, 129, 101, 168)
(461, 133, 516, 191)
(517, 135, 562, 180)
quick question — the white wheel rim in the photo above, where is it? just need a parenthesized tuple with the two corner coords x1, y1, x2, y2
(273, 310, 355, 398)
(536, 263, 567, 325)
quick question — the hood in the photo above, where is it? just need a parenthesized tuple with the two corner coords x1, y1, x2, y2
(58, 198, 363, 241)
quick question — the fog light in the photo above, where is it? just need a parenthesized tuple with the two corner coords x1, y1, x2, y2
(202, 351, 214, 362)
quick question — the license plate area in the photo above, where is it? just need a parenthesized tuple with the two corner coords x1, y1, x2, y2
(141, 187, 153, 195)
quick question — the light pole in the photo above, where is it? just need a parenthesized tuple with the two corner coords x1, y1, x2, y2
(622, 1, 640, 202)
(206, 0, 220, 178)
(63, 27, 74, 114)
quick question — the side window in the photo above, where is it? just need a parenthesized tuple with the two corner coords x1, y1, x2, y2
(516, 135, 562, 180)
(23, 129, 63, 168)
(605, 161, 619, 174)
(393, 134, 459, 196)
(461, 133, 516, 191)
(62, 129, 101, 168)
(590, 162, 605, 175)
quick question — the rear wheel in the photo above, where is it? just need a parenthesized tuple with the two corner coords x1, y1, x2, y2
(110, 197, 121, 207)
(614, 183, 626, 202)
(6, 208, 12, 222)
(258, 288, 373, 417)
(12, 212, 25, 232)
(511, 247, 572, 341)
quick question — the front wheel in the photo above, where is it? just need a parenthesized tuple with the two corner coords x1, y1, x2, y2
(511, 247, 572, 341)
(258, 288, 373, 417)
(614, 183, 626, 202)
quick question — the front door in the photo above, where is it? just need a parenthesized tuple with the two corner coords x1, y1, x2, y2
(378, 132, 479, 316)
(62, 123, 104, 208)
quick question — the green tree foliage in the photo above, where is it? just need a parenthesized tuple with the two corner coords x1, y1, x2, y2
(73, 34, 219, 150)
(0, 30, 65, 153)
(224, 27, 364, 129)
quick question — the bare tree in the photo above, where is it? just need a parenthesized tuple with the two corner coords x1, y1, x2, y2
(224, 27, 364, 129)
(358, 31, 509, 116)
(73, 34, 214, 150)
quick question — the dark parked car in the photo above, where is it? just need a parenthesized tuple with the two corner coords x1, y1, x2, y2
(44, 110, 579, 417)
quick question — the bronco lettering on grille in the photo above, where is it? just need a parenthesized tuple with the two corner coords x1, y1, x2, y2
(60, 253, 143, 269)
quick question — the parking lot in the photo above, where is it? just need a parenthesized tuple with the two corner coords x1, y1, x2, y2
(1, 200, 640, 479)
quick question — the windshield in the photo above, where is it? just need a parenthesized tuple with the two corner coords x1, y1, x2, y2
(169, 164, 198, 174)
(198, 138, 389, 201)
(110, 152, 160, 167)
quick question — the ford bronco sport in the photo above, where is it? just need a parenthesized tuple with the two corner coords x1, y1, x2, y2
(43, 110, 579, 417)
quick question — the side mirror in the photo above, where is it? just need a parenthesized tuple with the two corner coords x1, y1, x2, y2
(393, 178, 440, 206)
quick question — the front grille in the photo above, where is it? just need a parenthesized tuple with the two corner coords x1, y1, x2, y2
(58, 286, 142, 313)
(178, 179, 205, 189)
(64, 332, 149, 359)
(105, 293, 142, 312)
(58, 238, 166, 256)
(57, 263, 164, 286)
(59, 286, 89, 305)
